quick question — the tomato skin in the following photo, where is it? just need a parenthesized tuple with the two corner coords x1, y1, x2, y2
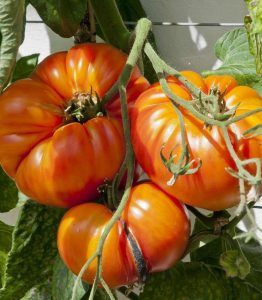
(166, 70, 208, 93)
(0, 43, 149, 207)
(57, 182, 190, 288)
(131, 74, 262, 211)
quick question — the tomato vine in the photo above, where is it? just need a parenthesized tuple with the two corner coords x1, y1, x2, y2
(0, 0, 261, 300)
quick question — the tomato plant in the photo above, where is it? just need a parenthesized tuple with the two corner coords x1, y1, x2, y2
(0, 1, 261, 300)
(57, 182, 190, 287)
(131, 73, 262, 211)
(0, 43, 149, 207)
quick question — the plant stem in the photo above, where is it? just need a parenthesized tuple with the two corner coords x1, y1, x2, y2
(90, 0, 131, 52)
(71, 18, 152, 300)
(186, 205, 214, 228)
(144, 42, 262, 127)
(71, 252, 98, 300)
(225, 201, 255, 230)
(183, 230, 217, 256)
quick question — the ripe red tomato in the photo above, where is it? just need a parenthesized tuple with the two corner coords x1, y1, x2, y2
(57, 182, 190, 287)
(131, 72, 262, 211)
(0, 44, 149, 207)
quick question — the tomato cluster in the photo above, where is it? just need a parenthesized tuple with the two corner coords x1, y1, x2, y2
(0, 44, 261, 288)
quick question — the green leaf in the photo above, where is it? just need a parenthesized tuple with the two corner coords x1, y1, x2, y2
(12, 54, 39, 82)
(0, 252, 7, 288)
(140, 262, 227, 300)
(82, 288, 116, 300)
(203, 28, 262, 93)
(0, 221, 13, 287)
(95, 0, 158, 83)
(29, 0, 89, 37)
(240, 236, 262, 292)
(0, 0, 26, 91)
(21, 283, 52, 300)
(140, 261, 262, 300)
(52, 256, 87, 300)
(191, 231, 262, 294)
(0, 201, 64, 300)
(93, 289, 113, 300)
(220, 250, 250, 279)
(0, 220, 13, 255)
(0, 167, 18, 213)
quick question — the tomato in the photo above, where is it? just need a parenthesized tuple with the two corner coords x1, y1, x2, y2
(0, 43, 149, 207)
(131, 73, 262, 211)
(57, 182, 190, 287)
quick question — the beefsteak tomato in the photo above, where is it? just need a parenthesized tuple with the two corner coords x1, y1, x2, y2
(0, 43, 149, 207)
(57, 182, 190, 287)
(131, 72, 262, 211)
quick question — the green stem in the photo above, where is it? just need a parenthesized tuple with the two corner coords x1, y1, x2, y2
(225, 201, 255, 230)
(71, 18, 152, 300)
(90, 0, 131, 52)
(71, 252, 98, 300)
(100, 279, 115, 300)
(186, 205, 214, 228)
(183, 230, 217, 257)
(221, 126, 250, 178)
(0, 0, 25, 91)
(144, 42, 262, 127)
(111, 160, 127, 208)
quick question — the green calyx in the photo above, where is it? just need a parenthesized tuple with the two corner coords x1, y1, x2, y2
(64, 90, 105, 124)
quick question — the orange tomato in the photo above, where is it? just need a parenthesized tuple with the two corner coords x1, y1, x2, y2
(0, 43, 149, 207)
(57, 182, 190, 287)
(131, 73, 262, 211)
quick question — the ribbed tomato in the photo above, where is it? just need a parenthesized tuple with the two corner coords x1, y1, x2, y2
(57, 182, 190, 287)
(131, 72, 262, 211)
(0, 43, 149, 207)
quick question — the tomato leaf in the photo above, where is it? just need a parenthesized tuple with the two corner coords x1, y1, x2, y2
(219, 249, 250, 279)
(95, 0, 158, 83)
(52, 256, 88, 300)
(240, 236, 262, 292)
(29, 0, 89, 37)
(140, 261, 262, 299)
(0, 0, 26, 91)
(21, 283, 52, 300)
(93, 289, 114, 300)
(0, 167, 18, 213)
(140, 262, 227, 300)
(191, 232, 262, 294)
(203, 28, 262, 94)
(12, 54, 39, 82)
(0, 220, 13, 287)
(0, 201, 64, 300)
(52, 256, 115, 300)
